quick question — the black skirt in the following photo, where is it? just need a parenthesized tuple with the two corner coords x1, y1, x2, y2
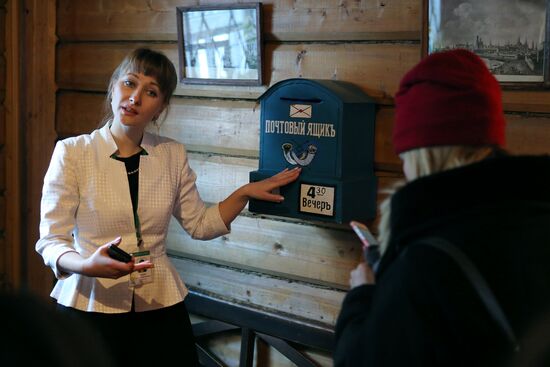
(57, 300, 198, 367)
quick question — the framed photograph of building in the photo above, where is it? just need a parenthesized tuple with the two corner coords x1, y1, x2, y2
(176, 3, 263, 86)
(422, 0, 550, 87)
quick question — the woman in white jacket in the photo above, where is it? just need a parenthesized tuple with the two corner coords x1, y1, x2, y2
(36, 48, 300, 366)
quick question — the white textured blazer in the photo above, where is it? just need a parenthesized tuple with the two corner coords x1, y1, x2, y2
(36, 124, 229, 313)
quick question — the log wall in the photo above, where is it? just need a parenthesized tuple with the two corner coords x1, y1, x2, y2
(0, 0, 6, 289)
(54, 0, 550, 365)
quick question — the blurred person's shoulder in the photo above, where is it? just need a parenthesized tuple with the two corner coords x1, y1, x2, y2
(0, 290, 115, 367)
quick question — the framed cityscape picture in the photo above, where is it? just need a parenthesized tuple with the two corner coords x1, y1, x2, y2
(176, 3, 263, 86)
(422, 0, 550, 87)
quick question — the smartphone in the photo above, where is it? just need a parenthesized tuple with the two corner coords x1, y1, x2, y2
(350, 220, 381, 269)
(107, 244, 132, 263)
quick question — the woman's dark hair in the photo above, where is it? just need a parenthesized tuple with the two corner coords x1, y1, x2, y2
(101, 48, 177, 126)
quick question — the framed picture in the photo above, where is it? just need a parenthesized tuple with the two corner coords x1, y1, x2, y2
(176, 3, 263, 86)
(422, 0, 550, 87)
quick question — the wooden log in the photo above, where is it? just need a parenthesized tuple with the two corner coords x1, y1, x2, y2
(167, 214, 362, 289)
(22, 0, 58, 299)
(374, 110, 550, 167)
(186, 151, 401, 206)
(159, 98, 261, 158)
(56, 91, 105, 136)
(170, 257, 345, 326)
(56, 42, 419, 103)
(168, 154, 400, 288)
(0, 55, 5, 104)
(56, 91, 550, 177)
(57, 0, 421, 42)
(56, 91, 262, 156)
(0, 105, 4, 144)
(56, 42, 267, 99)
(507, 114, 550, 155)
(0, 196, 4, 233)
(188, 152, 257, 204)
(56, 42, 550, 112)
(55, 92, 402, 169)
(502, 91, 550, 114)
(264, 42, 418, 103)
(0, 6, 5, 52)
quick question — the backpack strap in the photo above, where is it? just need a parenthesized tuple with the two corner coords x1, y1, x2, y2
(411, 237, 520, 352)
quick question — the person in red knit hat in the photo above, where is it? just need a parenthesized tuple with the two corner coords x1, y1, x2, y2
(334, 49, 550, 367)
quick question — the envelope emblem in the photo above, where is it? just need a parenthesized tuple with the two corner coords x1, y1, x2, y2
(290, 104, 312, 119)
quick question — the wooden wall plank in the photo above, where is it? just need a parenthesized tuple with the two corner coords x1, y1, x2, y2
(56, 92, 262, 156)
(167, 170, 399, 288)
(502, 91, 550, 114)
(0, 196, 4, 235)
(57, 0, 421, 42)
(56, 42, 550, 112)
(264, 43, 418, 103)
(56, 92, 400, 167)
(507, 115, 550, 155)
(0, 55, 5, 104)
(0, 5, 5, 104)
(160, 99, 261, 157)
(374, 110, 550, 167)
(167, 214, 362, 289)
(56, 92, 104, 136)
(0, 5, 5, 51)
(188, 152, 256, 204)
(378, 110, 550, 157)
(56, 42, 419, 103)
(186, 152, 400, 206)
(56, 92, 550, 178)
(171, 257, 345, 326)
(5, 0, 23, 290)
(56, 42, 266, 99)
(23, 0, 58, 298)
(0, 106, 4, 145)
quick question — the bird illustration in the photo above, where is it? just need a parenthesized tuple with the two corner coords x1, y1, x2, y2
(282, 142, 317, 167)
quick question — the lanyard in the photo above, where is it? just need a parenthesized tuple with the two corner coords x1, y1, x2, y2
(133, 201, 143, 247)
(111, 150, 148, 247)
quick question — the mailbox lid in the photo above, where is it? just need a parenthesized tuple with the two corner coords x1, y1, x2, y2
(259, 78, 374, 104)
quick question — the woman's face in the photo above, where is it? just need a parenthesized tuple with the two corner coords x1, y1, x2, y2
(110, 71, 165, 130)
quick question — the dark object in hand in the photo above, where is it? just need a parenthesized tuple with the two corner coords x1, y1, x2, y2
(107, 244, 132, 263)
(364, 245, 381, 271)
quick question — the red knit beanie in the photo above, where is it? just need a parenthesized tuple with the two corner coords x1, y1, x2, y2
(393, 49, 505, 154)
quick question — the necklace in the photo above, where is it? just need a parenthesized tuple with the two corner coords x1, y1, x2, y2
(127, 168, 139, 175)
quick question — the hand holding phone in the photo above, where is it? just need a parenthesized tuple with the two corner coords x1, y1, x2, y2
(107, 244, 132, 263)
(350, 220, 381, 270)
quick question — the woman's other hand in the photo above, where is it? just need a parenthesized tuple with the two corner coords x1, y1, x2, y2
(349, 262, 376, 289)
(58, 237, 153, 279)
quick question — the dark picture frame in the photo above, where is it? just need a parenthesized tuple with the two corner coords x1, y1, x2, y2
(176, 3, 263, 86)
(422, 0, 550, 88)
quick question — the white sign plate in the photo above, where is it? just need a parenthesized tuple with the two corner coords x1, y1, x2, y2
(299, 184, 335, 216)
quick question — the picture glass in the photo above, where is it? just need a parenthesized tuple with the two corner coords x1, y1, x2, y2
(177, 5, 261, 85)
(428, 0, 548, 83)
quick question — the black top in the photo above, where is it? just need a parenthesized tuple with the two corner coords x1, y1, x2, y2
(334, 155, 550, 367)
(113, 151, 141, 213)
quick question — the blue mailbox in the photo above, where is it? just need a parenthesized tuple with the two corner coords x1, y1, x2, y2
(249, 78, 377, 223)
